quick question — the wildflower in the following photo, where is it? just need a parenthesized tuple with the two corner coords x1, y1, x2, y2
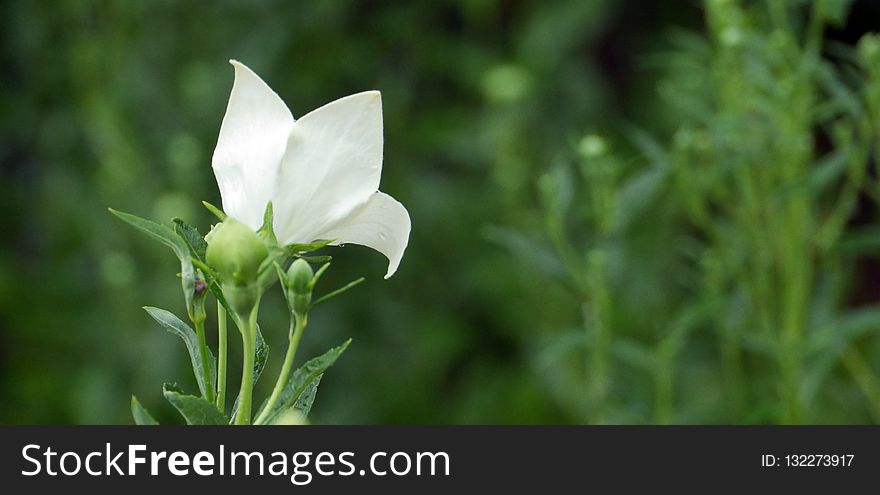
(212, 61, 411, 278)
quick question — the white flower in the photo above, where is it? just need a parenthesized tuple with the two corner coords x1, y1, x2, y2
(212, 60, 411, 278)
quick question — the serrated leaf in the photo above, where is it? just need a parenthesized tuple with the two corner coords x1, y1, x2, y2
(253, 325, 269, 382)
(143, 307, 216, 399)
(173, 218, 208, 262)
(293, 374, 322, 418)
(256, 339, 350, 425)
(131, 396, 159, 425)
(163, 383, 227, 425)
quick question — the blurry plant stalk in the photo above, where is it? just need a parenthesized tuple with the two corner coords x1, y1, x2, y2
(520, 0, 880, 424)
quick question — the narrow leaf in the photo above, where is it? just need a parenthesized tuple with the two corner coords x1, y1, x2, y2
(293, 374, 322, 418)
(300, 255, 333, 263)
(131, 396, 159, 425)
(163, 383, 227, 425)
(110, 208, 196, 312)
(258, 201, 278, 245)
(286, 239, 335, 253)
(312, 278, 365, 307)
(109, 208, 190, 259)
(256, 339, 351, 425)
(202, 201, 227, 221)
(173, 218, 208, 262)
(143, 307, 216, 399)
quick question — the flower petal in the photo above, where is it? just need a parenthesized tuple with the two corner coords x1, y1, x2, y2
(317, 192, 411, 279)
(273, 91, 383, 243)
(212, 60, 294, 229)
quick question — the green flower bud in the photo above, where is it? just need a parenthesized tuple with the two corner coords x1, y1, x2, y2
(187, 271, 208, 324)
(205, 218, 268, 286)
(286, 258, 314, 318)
(205, 218, 268, 317)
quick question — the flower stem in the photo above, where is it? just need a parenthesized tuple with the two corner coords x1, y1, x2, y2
(233, 299, 260, 425)
(216, 303, 228, 410)
(194, 316, 215, 404)
(255, 316, 306, 425)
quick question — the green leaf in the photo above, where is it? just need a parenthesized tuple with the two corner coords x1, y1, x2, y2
(163, 383, 227, 425)
(293, 374, 322, 418)
(258, 245, 291, 291)
(202, 201, 227, 221)
(286, 239, 335, 253)
(253, 325, 269, 383)
(131, 396, 159, 425)
(299, 255, 333, 264)
(312, 277, 365, 307)
(256, 339, 351, 425)
(109, 208, 190, 259)
(173, 218, 208, 262)
(274, 262, 291, 302)
(109, 208, 196, 312)
(257, 201, 278, 245)
(143, 307, 216, 399)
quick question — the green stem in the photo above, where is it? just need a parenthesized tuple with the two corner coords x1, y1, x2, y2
(194, 316, 215, 404)
(255, 315, 307, 424)
(233, 300, 260, 425)
(216, 303, 228, 410)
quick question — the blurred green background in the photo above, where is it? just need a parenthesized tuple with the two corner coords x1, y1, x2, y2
(2, 0, 880, 424)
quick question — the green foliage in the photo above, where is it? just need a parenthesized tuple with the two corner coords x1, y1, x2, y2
(495, 0, 880, 423)
(109, 209, 197, 315)
(256, 339, 351, 425)
(143, 306, 217, 400)
(131, 396, 159, 425)
(162, 383, 227, 425)
(293, 375, 322, 419)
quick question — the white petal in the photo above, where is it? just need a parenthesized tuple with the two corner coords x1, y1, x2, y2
(273, 91, 383, 243)
(317, 192, 411, 279)
(212, 60, 294, 229)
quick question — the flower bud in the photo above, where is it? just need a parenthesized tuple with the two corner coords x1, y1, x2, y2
(286, 258, 314, 318)
(205, 218, 268, 286)
(188, 271, 208, 324)
(206, 218, 268, 317)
